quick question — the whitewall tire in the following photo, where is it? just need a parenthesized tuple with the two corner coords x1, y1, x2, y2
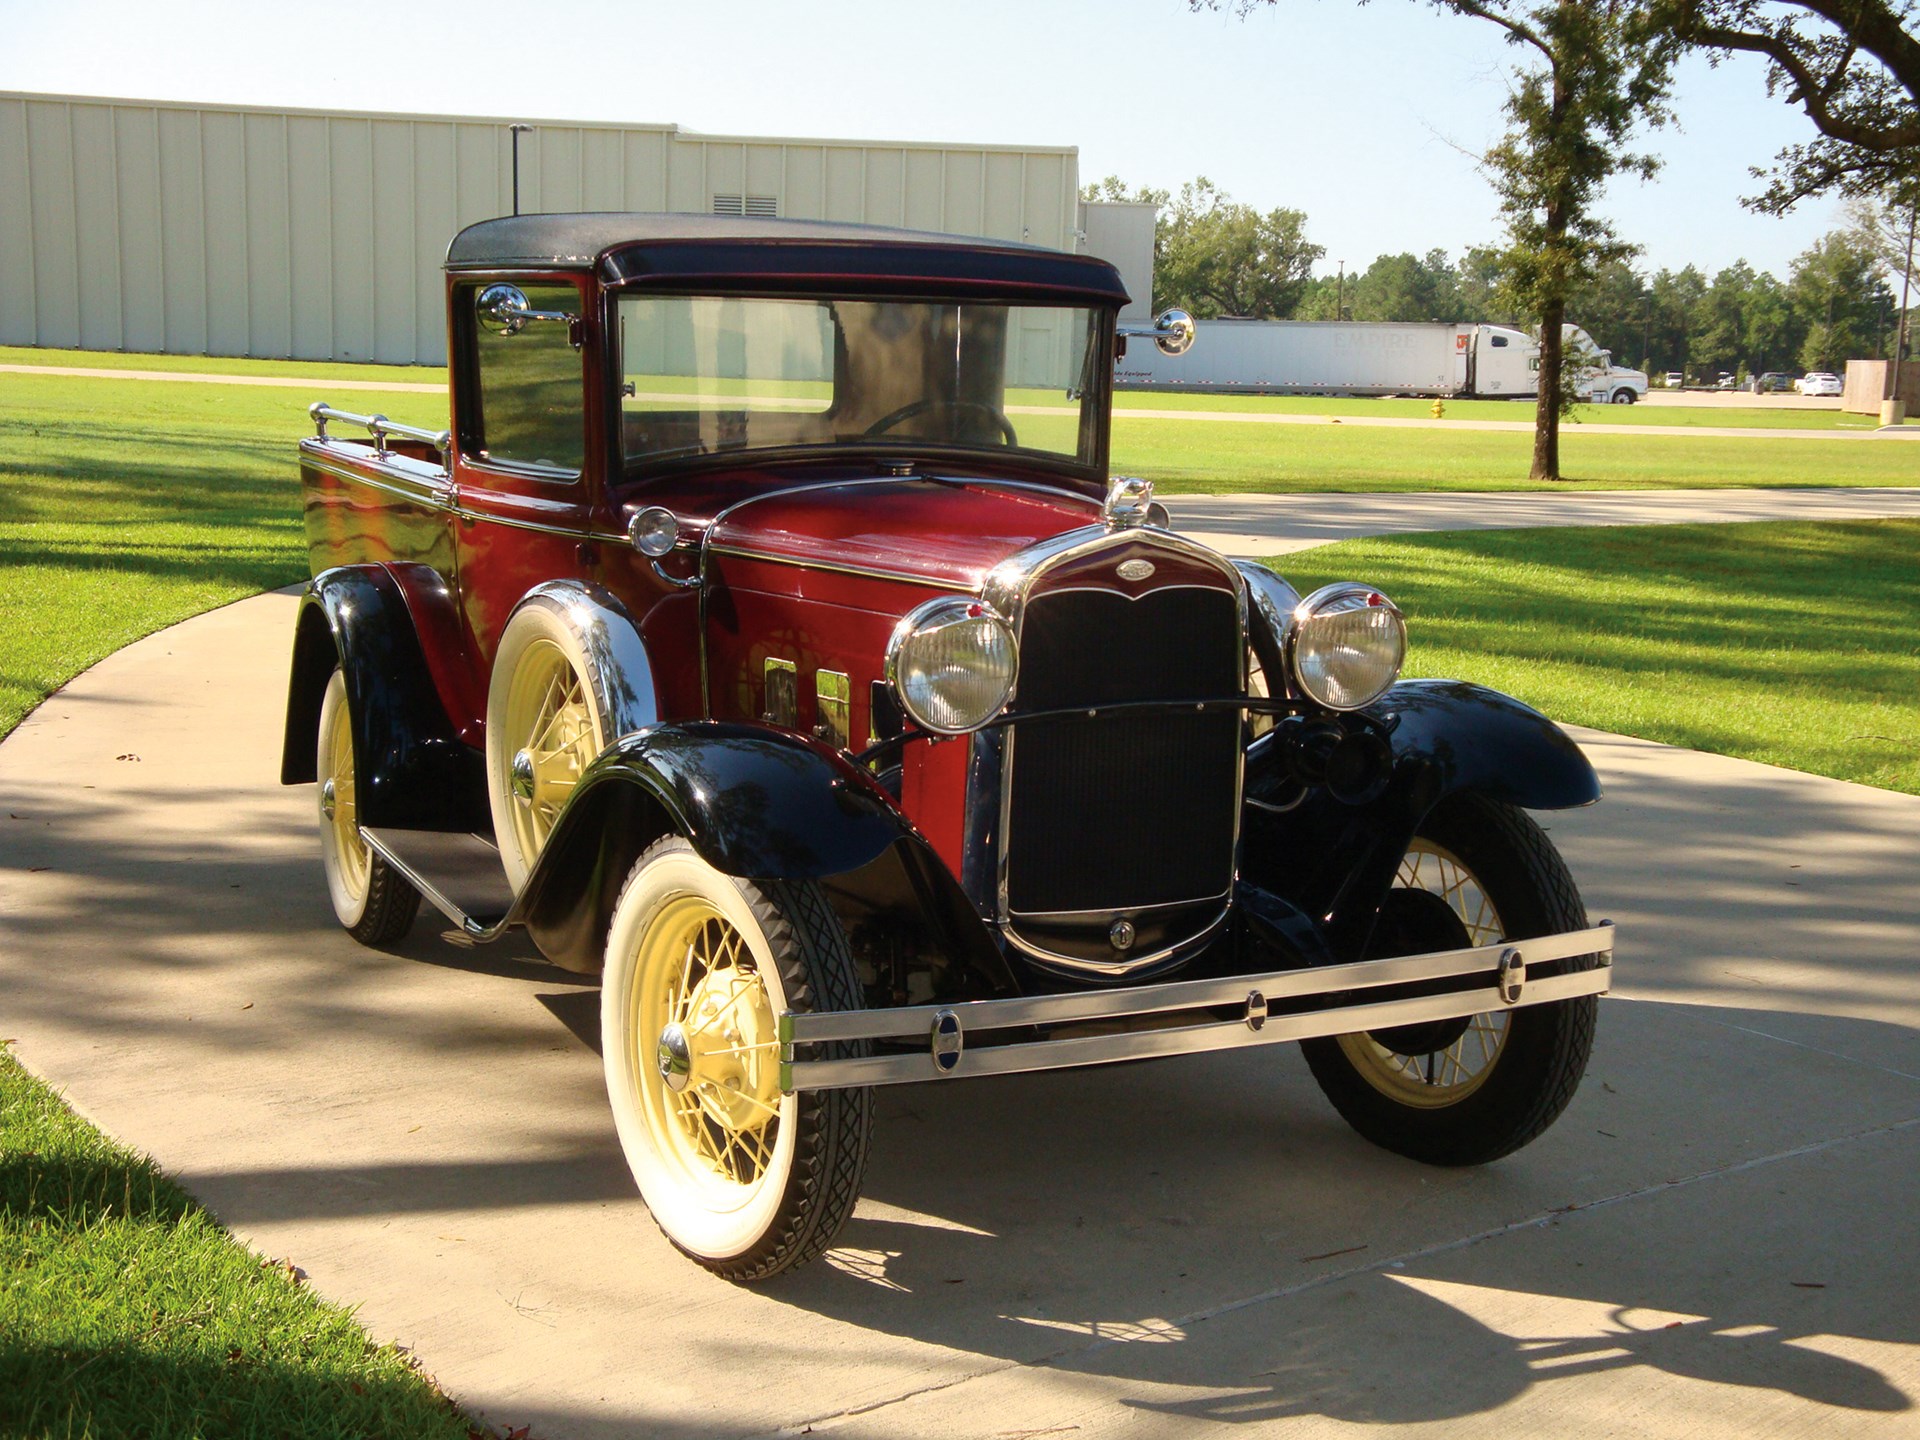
(486, 602, 611, 891)
(601, 837, 871, 1280)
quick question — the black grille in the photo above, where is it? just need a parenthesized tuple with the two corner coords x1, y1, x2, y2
(1005, 586, 1241, 919)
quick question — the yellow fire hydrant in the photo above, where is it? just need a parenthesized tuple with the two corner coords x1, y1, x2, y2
(1431, 399, 1447, 419)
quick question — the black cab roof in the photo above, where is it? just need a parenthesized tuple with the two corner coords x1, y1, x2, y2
(444, 212, 1130, 305)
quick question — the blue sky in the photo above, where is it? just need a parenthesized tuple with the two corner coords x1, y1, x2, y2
(0, 0, 1853, 280)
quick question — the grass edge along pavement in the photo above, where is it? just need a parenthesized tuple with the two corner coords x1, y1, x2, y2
(0, 1045, 488, 1440)
(1274, 517, 1920, 797)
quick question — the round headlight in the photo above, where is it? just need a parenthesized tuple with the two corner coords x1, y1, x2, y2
(886, 597, 1018, 735)
(1288, 583, 1406, 711)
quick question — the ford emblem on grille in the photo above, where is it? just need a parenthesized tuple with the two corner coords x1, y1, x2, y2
(1117, 559, 1156, 582)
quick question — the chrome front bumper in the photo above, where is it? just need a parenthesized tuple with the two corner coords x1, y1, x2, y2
(779, 923, 1613, 1092)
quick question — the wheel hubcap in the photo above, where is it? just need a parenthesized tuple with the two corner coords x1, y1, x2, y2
(320, 778, 337, 820)
(509, 749, 537, 803)
(657, 1022, 692, 1092)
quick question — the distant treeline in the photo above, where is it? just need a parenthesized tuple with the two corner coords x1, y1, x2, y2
(1086, 177, 1915, 379)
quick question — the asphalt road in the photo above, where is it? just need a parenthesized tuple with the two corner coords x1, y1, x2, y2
(2, 592, 1915, 1437)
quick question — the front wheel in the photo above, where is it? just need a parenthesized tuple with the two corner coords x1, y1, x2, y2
(1301, 794, 1597, 1166)
(486, 602, 611, 891)
(601, 837, 872, 1281)
(1610, 389, 1636, 405)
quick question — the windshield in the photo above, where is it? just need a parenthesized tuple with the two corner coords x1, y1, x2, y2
(617, 295, 1103, 470)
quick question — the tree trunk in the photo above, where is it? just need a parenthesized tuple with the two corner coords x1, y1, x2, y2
(1532, 292, 1565, 480)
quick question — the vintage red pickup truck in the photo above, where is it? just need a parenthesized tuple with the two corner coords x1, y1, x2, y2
(283, 213, 1613, 1281)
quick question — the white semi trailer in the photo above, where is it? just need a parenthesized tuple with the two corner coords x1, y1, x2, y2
(1116, 318, 1647, 403)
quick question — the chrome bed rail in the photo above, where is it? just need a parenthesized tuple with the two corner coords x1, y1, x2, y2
(780, 922, 1614, 1092)
(309, 402, 452, 463)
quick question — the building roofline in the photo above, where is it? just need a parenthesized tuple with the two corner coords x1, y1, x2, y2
(0, 90, 1079, 157)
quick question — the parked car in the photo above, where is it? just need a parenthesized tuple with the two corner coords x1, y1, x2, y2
(1754, 372, 1796, 393)
(1800, 371, 1843, 397)
(1715, 373, 1736, 390)
(1663, 371, 1684, 387)
(283, 214, 1614, 1281)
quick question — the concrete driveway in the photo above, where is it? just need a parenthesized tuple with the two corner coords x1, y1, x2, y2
(2, 592, 1916, 1437)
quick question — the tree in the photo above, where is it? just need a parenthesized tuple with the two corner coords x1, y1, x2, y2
(1787, 225, 1895, 368)
(1566, 258, 1652, 365)
(1346, 250, 1467, 320)
(1657, 1, 1920, 211)
(1204, 1, 1674, 479)
(1081, 174, 1323, 319)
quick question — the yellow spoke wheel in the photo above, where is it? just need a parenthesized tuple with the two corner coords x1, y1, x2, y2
(486, 603, 610, 891)
(1336, 839, 1512, 1109)
(315, 669, 419, 945)
(601, 838, 872, 1281)
(1301, 795, 1598, 1167)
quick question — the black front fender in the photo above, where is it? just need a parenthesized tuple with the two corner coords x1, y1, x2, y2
(1245, 679, 1598, 955)
(280, 565, 487, 831)
(518, 722, 1010, 992)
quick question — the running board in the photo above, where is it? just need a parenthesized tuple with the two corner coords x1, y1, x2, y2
(360, 828, 519, 944)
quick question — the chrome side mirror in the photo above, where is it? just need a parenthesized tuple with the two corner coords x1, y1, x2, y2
(476, 282, 580, 343)
(1152, 308, 1195, 357)
(1115, 308, 1197, 359)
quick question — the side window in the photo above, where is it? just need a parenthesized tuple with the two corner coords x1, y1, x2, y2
(1489, 334, 1509, 348)
(469, 282, 585, 476)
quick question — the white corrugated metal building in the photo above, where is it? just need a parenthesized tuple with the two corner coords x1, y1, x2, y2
(0, 92, 1084, 367)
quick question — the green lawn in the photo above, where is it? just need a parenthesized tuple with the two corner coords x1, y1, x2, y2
(0, 1047, 475, 1440)
(1111, 387, 1902, 429)
(1118, 420, 1920, 493)
(0, 372, 445, 739)
(1273, 518, 1920, 795)
(0, 344, 449, 386)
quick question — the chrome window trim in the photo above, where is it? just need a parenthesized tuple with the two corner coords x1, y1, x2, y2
(973, 523, 1249, 979)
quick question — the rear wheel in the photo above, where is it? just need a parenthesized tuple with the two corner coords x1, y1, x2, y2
(601, 837, 872, 1281)
(315, 670, 420, 945)
(1301, 795, 1597, 1166)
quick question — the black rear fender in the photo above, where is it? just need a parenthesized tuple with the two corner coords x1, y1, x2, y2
(1245, 679, 1599, 955)
(280, 565, 487, 831)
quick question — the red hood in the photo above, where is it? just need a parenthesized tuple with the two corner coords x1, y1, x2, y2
(706, 477, 1102, 591)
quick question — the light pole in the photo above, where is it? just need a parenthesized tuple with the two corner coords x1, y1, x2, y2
(510, 124, 533, 216)
(1336, 260, 1345, 322)
(1888, 201, 1917, 421)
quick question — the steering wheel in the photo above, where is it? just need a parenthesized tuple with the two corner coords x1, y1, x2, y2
(861, 399, 1018, 446)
